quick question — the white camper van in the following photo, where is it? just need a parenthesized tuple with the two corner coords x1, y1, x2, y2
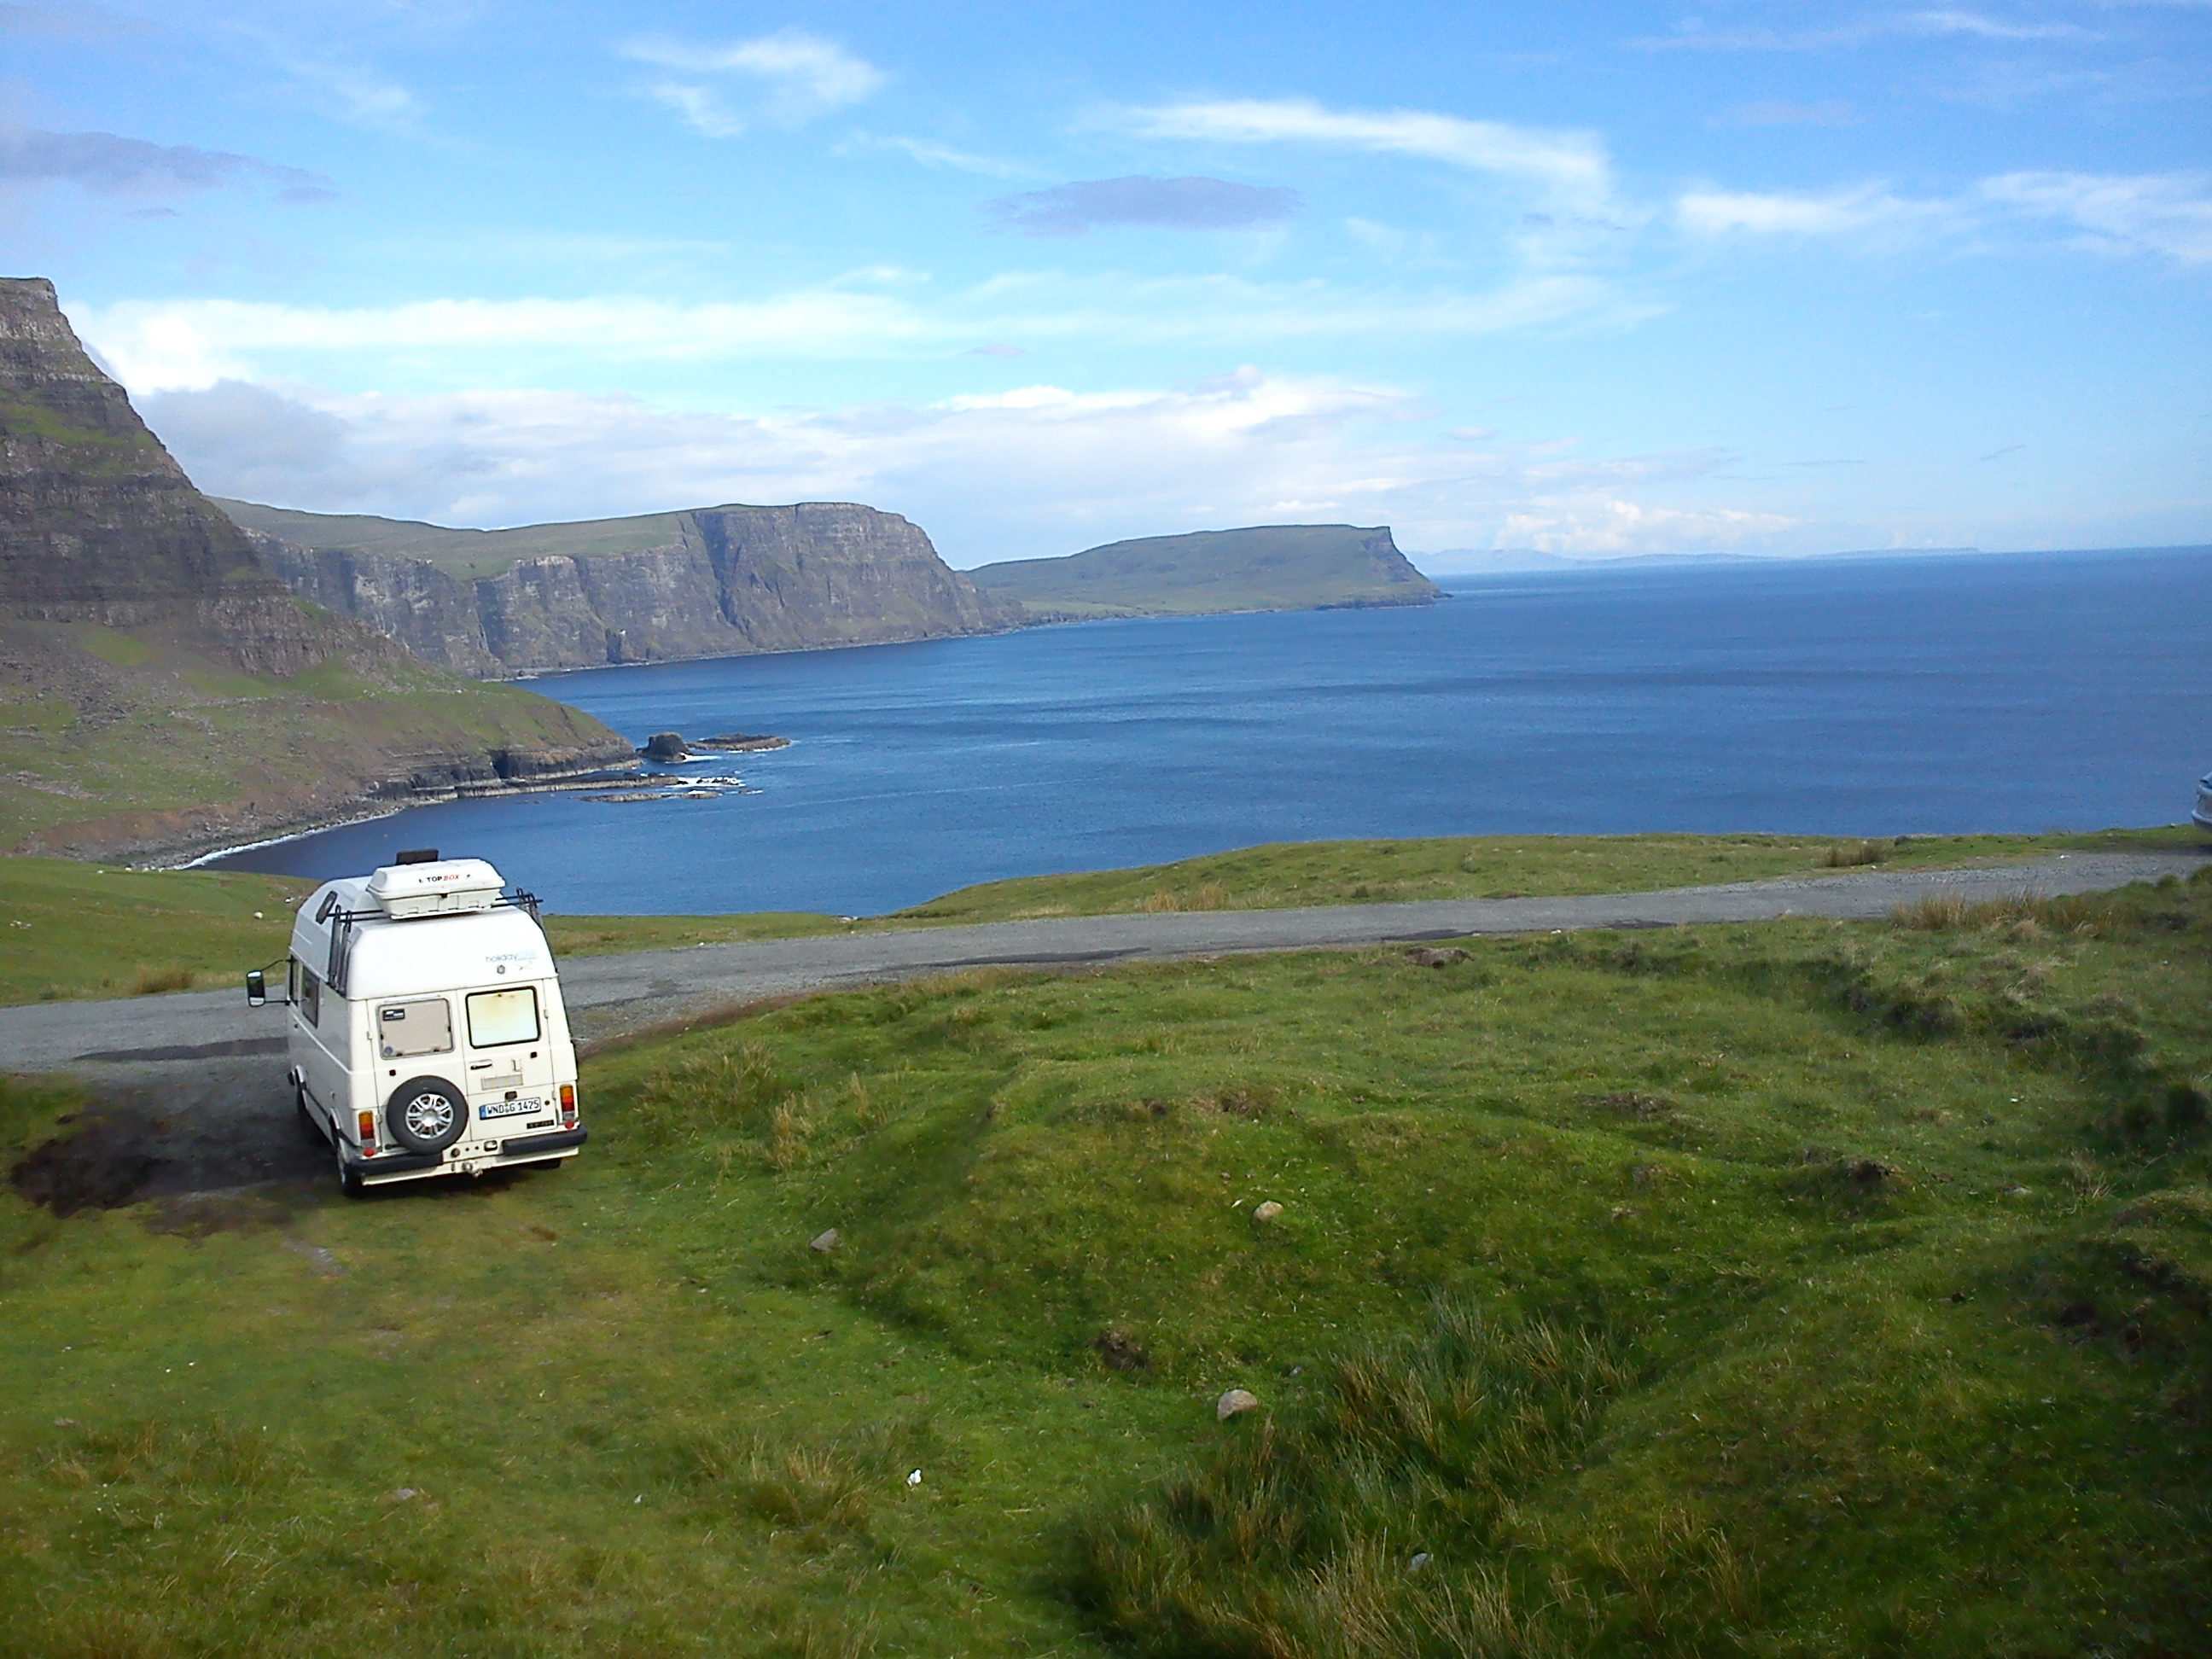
(247, 852, 585, 1195)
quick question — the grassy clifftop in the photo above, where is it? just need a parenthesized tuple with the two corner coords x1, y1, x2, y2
(2, 868, 2208, 1650)
(0, 616, 630, 862)
(971, 523, 1441, 619)
(217, 498, 703, 581)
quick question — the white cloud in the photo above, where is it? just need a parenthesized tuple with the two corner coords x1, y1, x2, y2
(1675, 170, 2212, 265)
(78, 271, 1650, 394)
(1636, 9, 2098, 49)
(80, 291, 937, 390)
(1499, 498, 1797, 555)
(642, 82, 747, 140)
(143, 366, 1801, 563)
(620, 28, 885, 131)
(1979, 169, 2212, 263)
(146, 369, 1423, 558)
(1678, 183, 1950, 237)
(1901, 9, 2098, 41)
(838, 132, 1034, 179)
(1112, 96, 1613, 209)
(293, 61, 416, 127)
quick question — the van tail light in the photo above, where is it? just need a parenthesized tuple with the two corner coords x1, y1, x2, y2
(559, 1084, 577, 1128)
(358, 1109, 378, 1155)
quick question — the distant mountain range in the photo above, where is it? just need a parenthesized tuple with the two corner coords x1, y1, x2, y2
(969, 524, 1440, 619)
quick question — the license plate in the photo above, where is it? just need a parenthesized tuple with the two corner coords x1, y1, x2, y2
(479, 1096, 544, 1120)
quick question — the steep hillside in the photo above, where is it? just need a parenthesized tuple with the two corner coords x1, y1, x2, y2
(0, 277, 633, 861)
(971, 523, 1441, 619)
(222, 498, 1018, 677)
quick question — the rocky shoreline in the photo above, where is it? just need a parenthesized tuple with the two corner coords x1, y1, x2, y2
(144, 757, 646, 869)
(140, 724, 806, 862)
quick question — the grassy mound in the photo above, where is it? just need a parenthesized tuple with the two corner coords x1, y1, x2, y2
(1, 873, 2208, 1652)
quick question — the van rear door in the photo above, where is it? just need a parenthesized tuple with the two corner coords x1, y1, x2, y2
(460, 983, 560, 1139)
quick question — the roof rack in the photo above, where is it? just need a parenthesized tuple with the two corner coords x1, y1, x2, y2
(316, 887, 542, 995)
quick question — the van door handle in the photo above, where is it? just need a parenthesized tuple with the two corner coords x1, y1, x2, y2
(469, 1061, 492, 1070)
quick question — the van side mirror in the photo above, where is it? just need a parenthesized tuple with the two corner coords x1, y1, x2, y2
(246, 969, 266, 1008)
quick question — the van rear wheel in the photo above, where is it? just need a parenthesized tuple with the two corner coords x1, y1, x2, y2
(386, 1077, 468, 1155)
(335, 1138, 365, 1198)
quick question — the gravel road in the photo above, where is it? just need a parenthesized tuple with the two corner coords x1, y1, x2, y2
(3, 849, 2198, 1076)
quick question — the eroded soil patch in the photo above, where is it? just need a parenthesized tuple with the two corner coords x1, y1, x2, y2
(9, 1062, 323, 1216)
(10, 1114, 162, 1216)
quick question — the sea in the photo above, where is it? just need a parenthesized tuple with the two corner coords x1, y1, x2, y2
(207, 548, 2211, 917)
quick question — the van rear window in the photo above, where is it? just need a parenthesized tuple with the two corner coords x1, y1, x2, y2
(378, 997, 453, 1059)
(467, 987, 540, 1048)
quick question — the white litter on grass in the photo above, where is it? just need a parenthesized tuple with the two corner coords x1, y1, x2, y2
(906, 1469, 923, 1487)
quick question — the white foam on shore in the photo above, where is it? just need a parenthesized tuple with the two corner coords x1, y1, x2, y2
(165, 803, 407, 870)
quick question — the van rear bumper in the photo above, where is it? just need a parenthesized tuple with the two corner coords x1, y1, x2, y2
(348, 1126, 587, 1185)
(500, 1126, 588, 1158)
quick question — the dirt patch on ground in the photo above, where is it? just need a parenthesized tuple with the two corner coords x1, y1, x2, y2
(1092, 1328, 1152, 1372)
(11, 1115, 163, 1216)
(8, 1062, 325, 1217)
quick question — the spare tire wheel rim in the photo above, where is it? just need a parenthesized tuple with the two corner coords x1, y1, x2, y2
(385, 1076, 468, 1154)
(402, 1091, 456, 1143)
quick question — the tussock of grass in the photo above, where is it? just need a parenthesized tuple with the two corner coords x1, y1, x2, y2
(1823, 837, 1892, 866)
(1076, 1302, 1766, 1656)
(1138, 880, 1230, 913)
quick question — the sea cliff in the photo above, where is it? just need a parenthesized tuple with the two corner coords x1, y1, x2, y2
(229, 499, 1018, 677)
(0, 276, 636, 861)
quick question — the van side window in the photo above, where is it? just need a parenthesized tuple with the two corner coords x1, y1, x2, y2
(467, 987, 539, 1048)
(300, 969, 322, 1027)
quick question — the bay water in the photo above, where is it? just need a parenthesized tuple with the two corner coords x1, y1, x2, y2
(212, 549, 2211, 916)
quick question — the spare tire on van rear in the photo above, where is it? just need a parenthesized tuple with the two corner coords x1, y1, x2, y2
(387, 1077, 468, 1155)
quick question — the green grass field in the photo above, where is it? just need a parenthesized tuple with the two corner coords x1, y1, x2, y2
(216, 498, 701, 581)
(2, 870, 2208, 1653)
(884, 826, 2198, 924)
(1, 828, 2195, 1005)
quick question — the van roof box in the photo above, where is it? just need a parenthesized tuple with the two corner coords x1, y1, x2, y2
(364, 857, 507, 920)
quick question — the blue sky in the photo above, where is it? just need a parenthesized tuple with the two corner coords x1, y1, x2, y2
(5, 0, 2209, 566)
